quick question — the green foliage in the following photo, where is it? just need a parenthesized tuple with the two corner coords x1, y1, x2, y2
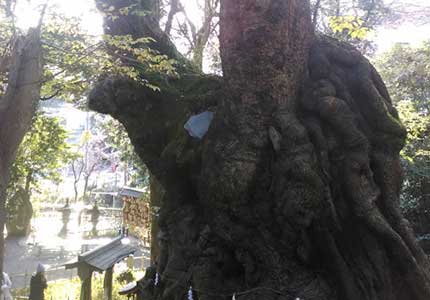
(12, 270, 145, 300)
(12, 277, 80, 300)
(312, 0, 392, 54)
(312, 0, 392, 30)
(375, 42, 430, 212)
(10, 112, 70, 185)
(375, 42, 430, 111)
(0, 13, 14, 97)
(102, 33, 178, 85)
(46, 277, 81, 300)
(98, 2, 147, 20)
(397, 101, 430, 212)
(116, 269, 135, 284)
(41, 13, 99, 103)
(328, 16, 371, 41)
(8, 111, 71, 198)
(0, 3, 178, 104)
(5, 187, 32, 236)
(40, 7, 177, 103)
(6, 111, 68, 229)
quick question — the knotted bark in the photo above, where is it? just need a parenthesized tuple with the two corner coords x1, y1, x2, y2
(89, 0, 430, 299)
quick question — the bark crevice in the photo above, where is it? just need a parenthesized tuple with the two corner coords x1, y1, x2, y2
(89, 1, 430, 299)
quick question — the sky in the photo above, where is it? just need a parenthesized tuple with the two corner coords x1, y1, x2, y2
(14, 0, 430, 56)
(15, 0, 103, 36)
(375, 22, 430, 53)
(14, 0, 202, 36)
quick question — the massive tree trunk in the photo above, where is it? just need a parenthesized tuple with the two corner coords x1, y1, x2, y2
(0, 28, 43, 287)
(89, 0, 430, 299)
(149, 174, 164, 265)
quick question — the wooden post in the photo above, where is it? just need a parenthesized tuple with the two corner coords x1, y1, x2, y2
(103, 267, 113, 300)
(78, 266, 93, 300)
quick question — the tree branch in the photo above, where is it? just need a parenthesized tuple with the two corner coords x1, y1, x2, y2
(40, 88, 62, 101)
(95, 0, 197, 73)
(164, 0, 180, 36)
(312, 0, 322, 26)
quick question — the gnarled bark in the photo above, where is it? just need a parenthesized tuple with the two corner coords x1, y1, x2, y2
(89, 0, 430, 299)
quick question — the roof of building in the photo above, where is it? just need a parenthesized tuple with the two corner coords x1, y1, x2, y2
(118, 186, 147, 199)
(65, 236, 136, 272)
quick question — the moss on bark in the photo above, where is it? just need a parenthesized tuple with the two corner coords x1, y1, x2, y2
(89, 1, 430, 299)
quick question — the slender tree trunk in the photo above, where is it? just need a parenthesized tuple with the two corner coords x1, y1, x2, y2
(164, 0, 180, 36)
(192, 43, 205, 72)
(73, 169, 80, 203)
(0, 173, 7, 285)
(0, 28, 43, 288)
(189, 0, 218, 71)
(24, 170, 32, 194)
(83, 163, 96, 200)
(90, 0, 430, 299)
(74, 181, 79, 203)
(83, 174, 90, 200)
(72, 159, 84, 202)
(83, 177, 89, 200)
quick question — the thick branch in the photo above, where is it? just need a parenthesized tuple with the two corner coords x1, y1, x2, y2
(164, 0, 181, 36)
(89, 74, 223, 187)
(95, 0, 197, 73)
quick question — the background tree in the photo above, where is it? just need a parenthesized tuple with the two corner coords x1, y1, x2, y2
(397, 101, 430, 222)
(172, 0, 219, 71)
(376, 42, 430, 111)
(81, 132, 116, 200)
(310, 0, 392, 54)
(375, 42, 430, 233)
(310, 0, 430, 55)
(387, 1, 430, 26)
(89, 0, 430, 299)
(0, 2, 44, 285)
(70, 151, 85, 203)
(311, 1, 392, 32)
(69, 130, 104, 202)
(6, 111, 70, 236)
(98, 116, 148, 187)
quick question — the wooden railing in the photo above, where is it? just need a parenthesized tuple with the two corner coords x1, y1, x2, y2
(9, 255, 148, 290)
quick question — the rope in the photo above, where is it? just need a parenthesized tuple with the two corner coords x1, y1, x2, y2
(156, 272, 299, 299)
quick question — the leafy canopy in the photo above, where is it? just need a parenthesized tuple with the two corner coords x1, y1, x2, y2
(8, 111, 71, 193)
(41, 9, 178, 103)
(375, 41, 430, 211)
(312, 0, 392, 54)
